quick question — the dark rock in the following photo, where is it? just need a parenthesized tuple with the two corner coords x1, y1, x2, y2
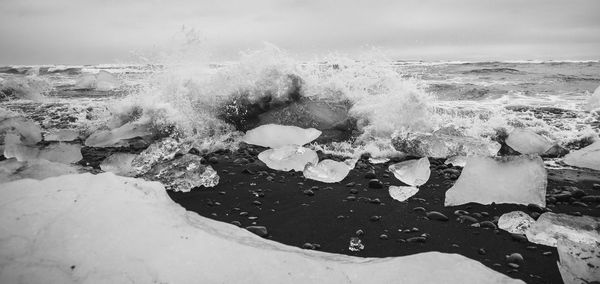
(478, 248, 487, 255)
(413, 207, 426, 213)
(581, 195, 600, 202)
(572, 201, 588, 207)
(368, 179, 384, 189)
(406, 237, 427, 243)
(510, 233, 528, 242)
(231, 221, 242, 227)
(453, 210, 469, 216)
(303, 189, 315, 196)
(571, 188, 586, 198)
(458, 215, 478, 223)
(370, 215, 382, 222)
(364, 171, 376, 179)
(527, 203, 545, 213)
(480, 221, 497, 230)
(541, 144, 569, 158)
(426, 211, 449, 221)
(246, 226, 268, 237)
(252, 200, 262, 206)
(208, 156, 219, 164)
(356, 229, 365, 236)
(506, 253, 524, 264)
(349, 188, 359, 194)
(346, 196, 356, 201)
(302, 243, 316, 250)
(370, 198, 382, 204)
(379, 234, 389, 240)
(346, 182, 356, 187)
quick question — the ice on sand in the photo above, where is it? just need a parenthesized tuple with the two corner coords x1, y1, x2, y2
(445, 155, 547, 207)
(303, 159, 352, 183)
(100, 153, 137, 177)
(505, 128, 554, 155)
(393, 132, 500, 158)
(388, 157, 430, 186)
(75, 70, 120, 91)
(583, 84, 600, 111)
(0, 158, 78, 183)
(0, 173, 522, 283)
(556, 238, 600, 284)
(243, 124, 321, 148)
(389, 185, 419, 202)
(131, 138, 189, 175)
(563, 141, 600, 171)
(4, 133, 82, 164)
(258, 145, 318, 171)
(498, 211, 536, 235)
(85, 121, 153, 147)
(0, 114, 43, 149)
(143, 154, 219, 192)
(526, 212, 600, 247)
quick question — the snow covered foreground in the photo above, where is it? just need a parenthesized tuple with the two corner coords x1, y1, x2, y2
(0, 173, 521, 284)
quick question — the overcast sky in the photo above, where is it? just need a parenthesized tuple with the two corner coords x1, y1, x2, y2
(1, 0, 599, 64)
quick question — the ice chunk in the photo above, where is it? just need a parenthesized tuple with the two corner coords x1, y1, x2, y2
(4, 133, 82, 164)
(0, 158, 79, 183)
(505, 129, 554, 155)
(258, 145, 318, 171)
(85, 121, 153, 147)
(0, 115, 43, 146)
(389, 185, 419, 202)
(393, 132, 500, 158)
(243, 124, 321, 148)
(445, 155, 547, 207)
(143, 154, 219, 192)
(131, 138, 189, 175)
(369, 157, 390, 164)
(0, 173, 520, 283)
(445, 155, 467, 167)
(44, 129, 79, 142)
(526, 212, 600, 247)
(556, 238, 600, 284)
(388, 157, 430, 186)
(303, 159, 351, 183)
(75, 70, 120, 91)
(0, 76, 49, 100)
(348, 237, 365, 252)
(100, 153, 137, 177)
(498, 211, 536, 235)
(563, 141, 600, 171)
(583, 84, 600, 111)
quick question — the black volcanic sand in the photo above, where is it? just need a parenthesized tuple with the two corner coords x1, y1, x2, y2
(164, 144, 600, 284)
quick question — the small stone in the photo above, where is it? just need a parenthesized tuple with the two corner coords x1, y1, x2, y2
(506, 253, 524, 264)
(542, 251, 552, 256)
(480, 221, 497, 230)
(413, 207, 426, 213)
(478, 248, 487, 255)
(453, 210, 469, 216)
(346, 195, 357, 201)
(457, 215, 478, 223)
(571, 188, 586, 198)
(208, 156, 219, 164)
(368, 179, 384, 189)
(527, 203, 545, 213)
(350, 188, 359, 194)
(370, 215, 382, 222)
(252, 200, 262, 206)
(411, 227, 420, 232)
(349, 237, 364, 251)
(370, 198, 382, 204)
(526, 246, 537, 250)
(507, 263, 520, 269)
(303, 189, 315, 196)
(346, 182, 356, 187)
(379, 234, 389, 240)
(510, 233, 528, 242)
(231, 221, 242, 227)
(426, 211, 449, 221)
(364, 171, 376, 179)
(302, 243, 315, 250)
(356, 229, 365, 236)
(246, 226, 268, 237)
(581, 195, 600, 202)
(406, 237, 427, 243)
(572, 201, 588, 207)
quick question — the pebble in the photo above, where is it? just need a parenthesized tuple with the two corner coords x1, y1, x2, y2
(406, 237, 427, 243)
(581, 195, 600, 202)
(379, 234, 389, 240)
(231, 221, 242, 227)
(527, 203, 545, 213)
(365, 171, 376, 179)
(480, 221, 497, 230)
(346, 196, 357, 201)
(356, 229, 365, 236)
(350, 188, 359, 194)
(208, 156, 219, 164)
(370, 198, 382, 204)
(478, 248, 487, 255)
(457, 215, 478, 223)
(510, 233, 528, 242)
(542, 251, 552, 256)
(368, 179, 384, 189)
(252, 200, 262, 206)
(303, 189, 315, 196)
(506, 253, 524, 264)
(370, 215, 382, 222)
(572, 201, 588, 207)
(346, 182, 356, 187)
(245, 226, 268, 237)
(507, 263, 520, 269)
(571, 188, 586, 198)
(593, 184, 600, 190)
(426, 211, 449, 221)
(413, 207, 426, 213)
(302, 243, 316, 250)
(453, 210, 469, 216)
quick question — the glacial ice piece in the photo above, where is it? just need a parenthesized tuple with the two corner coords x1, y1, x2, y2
(0, 158, 78, 183)
(4, 133, 82, 164)
(303, 159, 351, 183)
(100, 153, 137, 177)
(583, 85, 600, 111)
(445, 156, 467, 167)
(0, 76, 49, 100)
(388, 157, 430, 186)
(505, 129, 554, 155)
(258, 145, 318, 171)
(445, 155, 547, 207)
(389, 185, 419, 202)
(526, 212, 600, 247)
(0, 173, 520, 283)
(556, 238, 600, 284)
(243, 124, 321, 148)
(85, 121, 153, 147)
(392, 132, 500, 158)
(348, 237, 365, 252)
(143, 154, 219, 192)
(0, 115, 43, 146)
(75, 70, 120, 91)
(131, 138, 189, 175)
(44, 129, 79, 142)
(563, 141, 600, 171)
(498, 211, 536, 235)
